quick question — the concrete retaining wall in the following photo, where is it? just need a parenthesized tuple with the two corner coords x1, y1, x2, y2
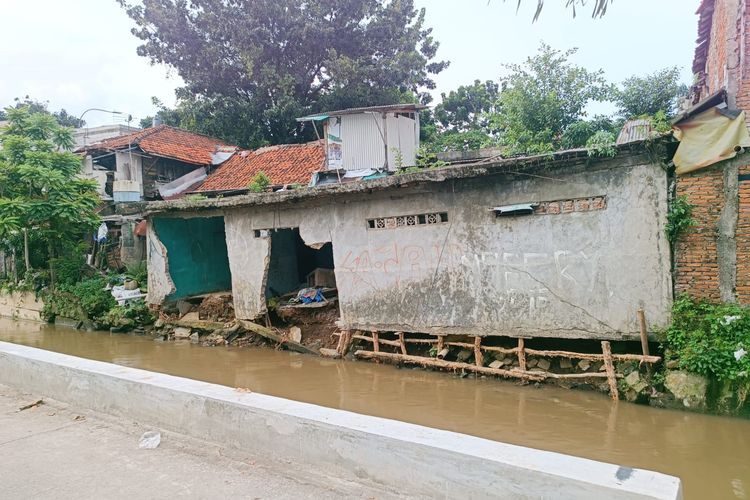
(0, 342, 682, 499)
(0, 291, 44, 321)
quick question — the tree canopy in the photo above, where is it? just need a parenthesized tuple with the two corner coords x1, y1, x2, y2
(615, 66, 687, 119)
(0, 106, 100, 285)
(489, 43, 611, 154)
(120, 0, 447, 148)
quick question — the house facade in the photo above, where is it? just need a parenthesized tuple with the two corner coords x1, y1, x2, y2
(143, 143, 672, 341)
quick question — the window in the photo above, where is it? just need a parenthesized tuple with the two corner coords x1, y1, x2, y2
(367, 212, 449, 230)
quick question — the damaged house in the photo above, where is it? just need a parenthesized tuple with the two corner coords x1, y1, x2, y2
(77, 125, 237, 268)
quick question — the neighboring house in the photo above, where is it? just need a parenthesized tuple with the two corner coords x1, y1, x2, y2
(671, 0, 750, 305)
(297, 103, 423, 173)
(73, 124, 141, 151)
(196, 141, 325, 195)
(77, 125, 236, 202)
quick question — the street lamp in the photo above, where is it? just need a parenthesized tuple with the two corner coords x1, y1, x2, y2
(78, 108, 133, 147)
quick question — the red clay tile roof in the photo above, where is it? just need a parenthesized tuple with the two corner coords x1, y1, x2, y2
(78, 125, 234, 166)
(196, 141, 325, 192)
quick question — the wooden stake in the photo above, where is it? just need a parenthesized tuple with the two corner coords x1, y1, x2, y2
(473, 336, 483, 367)
(637, 309, 650, 357)
(372, 331, 380, 352)
(397, 332, 407, 355)
(517, 338, 527, 371)
(437, 335, 445, 352)
(338, 330, 352, 356)
(601, 341, 619, 401)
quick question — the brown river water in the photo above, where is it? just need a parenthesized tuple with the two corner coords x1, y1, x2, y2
(0, 318, 748, 499)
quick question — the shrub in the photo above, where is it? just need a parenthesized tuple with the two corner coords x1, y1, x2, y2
(664, 296, 750, 382)
(71, 277, 116, 321)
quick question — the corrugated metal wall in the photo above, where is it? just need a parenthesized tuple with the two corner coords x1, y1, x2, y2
(386, 114, 419, 168)
(340, 113, 387, 170)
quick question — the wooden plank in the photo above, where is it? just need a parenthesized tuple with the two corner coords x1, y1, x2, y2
(524, 348, 660, 364)
(601, 341, 619, 400)
(239, 320, 317, 355)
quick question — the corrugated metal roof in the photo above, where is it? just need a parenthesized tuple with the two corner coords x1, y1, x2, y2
(616, 119, 654, 145)
(297, 103, 426, 121)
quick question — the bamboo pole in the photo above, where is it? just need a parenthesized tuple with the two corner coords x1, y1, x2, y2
(397, 332, 408, 355)
(354, 350, 546, 381)
(436, 335, 445, 353)
(473, 336, 483, 367)
(437, 348, 450, 360)
(601, 341, 619, 400)
(372, 331, 380, 352)
(524, 348, 660, 364)
(517, 338, 527, 371)
(637, 309, 650, 357)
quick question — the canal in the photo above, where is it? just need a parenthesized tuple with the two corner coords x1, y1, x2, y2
(0, 318, 747, 499)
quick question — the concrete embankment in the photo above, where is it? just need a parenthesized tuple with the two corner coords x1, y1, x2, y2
(0, 341, 682, 499)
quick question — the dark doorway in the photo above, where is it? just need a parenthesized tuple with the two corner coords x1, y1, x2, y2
(266, 228, 334, 298)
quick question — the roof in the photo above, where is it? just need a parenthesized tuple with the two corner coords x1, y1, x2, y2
(77, 125, 234, 166)
(692, 0, 715, 102)
(671, 89, 727, 125)
(137, 141, 661, 217)
(616, 119, 653, 145)
(195, 141, 325, 193)
(297, 103, 426, 122)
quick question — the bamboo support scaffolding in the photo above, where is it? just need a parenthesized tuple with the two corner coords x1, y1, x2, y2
(343, 331, 653, 388)
(354, 350, 546, 381)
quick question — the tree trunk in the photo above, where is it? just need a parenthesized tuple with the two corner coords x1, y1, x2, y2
(11, 247, 18, 284)
(48, 241, 56, 289)
(23, 228, 30, 273)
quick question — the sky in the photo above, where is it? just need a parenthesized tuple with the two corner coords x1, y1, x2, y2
(0, 0, 700, 127)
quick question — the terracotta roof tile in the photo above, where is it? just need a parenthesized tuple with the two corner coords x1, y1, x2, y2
(196, 141, 325, 192)
(78, 125, 233, 166)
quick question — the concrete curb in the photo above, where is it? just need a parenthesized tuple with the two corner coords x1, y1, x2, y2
(0, 341, 682, 499)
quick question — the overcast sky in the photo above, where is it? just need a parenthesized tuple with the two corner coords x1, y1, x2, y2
(0, 0, 699, 127)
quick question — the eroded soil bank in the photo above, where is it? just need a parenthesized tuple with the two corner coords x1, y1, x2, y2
(1, 319, 749, 499)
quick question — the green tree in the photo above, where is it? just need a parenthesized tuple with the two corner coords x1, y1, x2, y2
(0, 106, 100, 286)
(119, 0, 447, 147)
(434, 80, 500, 132)
(490, 43, 612, 154)
(615, 66, 688, 119)
(4, 97, 85, 128)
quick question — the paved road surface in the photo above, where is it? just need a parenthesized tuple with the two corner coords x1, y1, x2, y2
(0, 384, 400, 499)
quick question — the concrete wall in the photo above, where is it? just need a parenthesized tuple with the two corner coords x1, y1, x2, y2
(0, 342, 682, 499)
(149, 156, 672, 340)
(0, 292, 44, 321)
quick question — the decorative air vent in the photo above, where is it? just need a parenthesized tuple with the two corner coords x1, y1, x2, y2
(367, 212, 448, 230)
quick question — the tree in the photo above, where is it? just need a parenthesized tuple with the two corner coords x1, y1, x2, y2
(0, 106, 100, 286)
(3, 97, 86, 128)
(490, 43, 611, 154)
(119, 0, 447, 147)
(434, 80, 500, 132)
(615, 66, 687, 119)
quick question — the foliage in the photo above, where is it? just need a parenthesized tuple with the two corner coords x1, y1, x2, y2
(397, 146, 448, 174)
(119, 0, 447, 147)
(666, 195, 695, 244)
(125, 262, 148, 287)
(0, 106, 101, 287)
(615, 67, 687, 119)
(248, 172, 272, 193)
(434, 80, 499, 132)
(100, 300, 155, 329)
(70, 277, 116, 321)
(665, 296, 750, 383)
(504, 0, 610, 22)
(4, 96, 85, 128)
(585, 130, 617, 158)
(560, 115, 619, 149)
(490, 43, 612, 154)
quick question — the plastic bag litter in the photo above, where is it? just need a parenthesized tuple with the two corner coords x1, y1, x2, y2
(138, 430, 161, 449)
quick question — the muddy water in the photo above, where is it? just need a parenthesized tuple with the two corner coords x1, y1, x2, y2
(0, 320, 748, 499)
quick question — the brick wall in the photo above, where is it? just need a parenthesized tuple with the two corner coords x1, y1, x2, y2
(736, 165, 750, 302)
(704, 0, 731, 96)
(675, 166, 725, 302)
